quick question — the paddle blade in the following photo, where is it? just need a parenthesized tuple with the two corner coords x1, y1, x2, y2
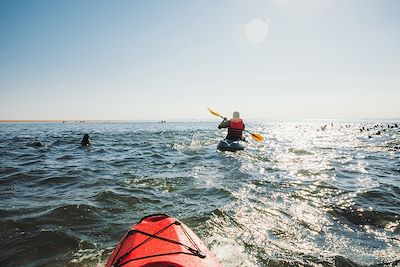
(251, 133, 264, 142)
(207, 107, 223, 118)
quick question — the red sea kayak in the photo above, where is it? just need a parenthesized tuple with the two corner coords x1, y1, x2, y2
(106, 214, 222, 267)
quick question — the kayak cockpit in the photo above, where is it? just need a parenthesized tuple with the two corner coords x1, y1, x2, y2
(217, 139, 245, 152)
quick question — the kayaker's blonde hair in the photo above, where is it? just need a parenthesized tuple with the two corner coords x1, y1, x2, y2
(233, 111, 240, 119)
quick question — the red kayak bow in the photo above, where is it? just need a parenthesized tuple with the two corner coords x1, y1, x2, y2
(106, 214, 222, 267)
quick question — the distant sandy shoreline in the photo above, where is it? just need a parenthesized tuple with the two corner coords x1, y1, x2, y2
(0, 120, 199, 123)
(0, 120, 65, 122)
(0, 120, 99, 123)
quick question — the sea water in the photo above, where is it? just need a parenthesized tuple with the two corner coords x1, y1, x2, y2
(0, 121, 399, 267)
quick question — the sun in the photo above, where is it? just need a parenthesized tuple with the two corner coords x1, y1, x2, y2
(245, 19, 269, 43)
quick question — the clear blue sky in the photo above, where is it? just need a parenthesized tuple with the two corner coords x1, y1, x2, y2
(1, 0, 399, 120)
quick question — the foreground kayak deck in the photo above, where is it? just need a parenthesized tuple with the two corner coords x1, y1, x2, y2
(106, 214, 221, 267)
(217, 139, 245, 152)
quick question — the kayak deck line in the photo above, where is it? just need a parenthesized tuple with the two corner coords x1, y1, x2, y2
(113, 222, 205, 266)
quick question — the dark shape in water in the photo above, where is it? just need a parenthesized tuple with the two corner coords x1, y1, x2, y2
(332, 205, 398, 228)
(334, 255, 359, 267)
(32, 141, 44, 147)
(81, 134, 91, 146)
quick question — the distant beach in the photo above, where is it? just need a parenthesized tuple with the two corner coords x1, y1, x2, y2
(0, 120, 88, 123)
(0, 120, 64, 123)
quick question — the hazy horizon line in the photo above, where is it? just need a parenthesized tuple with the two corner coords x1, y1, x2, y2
(1, 118, 399, 123)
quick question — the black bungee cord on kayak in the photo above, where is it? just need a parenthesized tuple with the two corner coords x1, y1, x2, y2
(111, 219, 206, 267)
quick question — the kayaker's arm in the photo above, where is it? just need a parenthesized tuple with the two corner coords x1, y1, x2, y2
(218, 118, 230, 129)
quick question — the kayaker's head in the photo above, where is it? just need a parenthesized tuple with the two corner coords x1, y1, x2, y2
(232, 111, 240, 119)
(81, 134, 91, 146)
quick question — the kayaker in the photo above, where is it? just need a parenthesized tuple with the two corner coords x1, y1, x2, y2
(218, 111, 245, 141)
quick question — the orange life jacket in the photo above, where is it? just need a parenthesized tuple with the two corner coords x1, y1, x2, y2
(228, 119, 244, 139)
